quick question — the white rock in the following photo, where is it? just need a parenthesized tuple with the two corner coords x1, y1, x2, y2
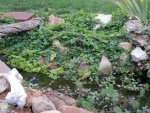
(131, 47, 148, 62)
(41, 110, 61, 113)
(98, 55, 112, 75)
(93, 24, 101, 30)
(52, 40, 61, 48)
(94, 14, 112, 24)
(5, 68, 27, 108)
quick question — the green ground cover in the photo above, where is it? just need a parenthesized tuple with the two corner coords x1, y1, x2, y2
(0, 0, 150, 112)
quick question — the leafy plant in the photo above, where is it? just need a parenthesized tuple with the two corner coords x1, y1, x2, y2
(114, 0, 150, 25)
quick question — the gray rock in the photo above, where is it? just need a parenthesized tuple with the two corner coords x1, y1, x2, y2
(32, 96, 56, 113)
(0, 76, 9, 94)
(98, 55, 112, 75)
(124, 20, 143, 33)
(131, 47, 148, 62)
(0, 100, 10, 113)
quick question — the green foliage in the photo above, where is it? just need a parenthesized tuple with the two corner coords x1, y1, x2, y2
(0, 9, 149, 112)
(114, 0, 150, 25)
(0, 17, 15, 25)
(77, 98, 96, 112)
(0, 10, 129, 82)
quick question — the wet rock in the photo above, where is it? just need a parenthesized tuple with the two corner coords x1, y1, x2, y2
(48, 15, 65, 26)
(98, 55, 112, 75)
(59, 105, 92, 113)
(0, 100, 10, 113)
(94, 14, 112, 24)
(32, 96, 56, 113)
(2, 12, 34, 21)
(119, 42, 132, 51)
(0, 76, 9, 93)
(131, 47, 148, 62)
(41, 110, 61, 113)
(124, 20, 143, 33)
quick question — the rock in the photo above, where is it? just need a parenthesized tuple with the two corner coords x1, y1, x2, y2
(0, 100, 10, 113)
(48, 95, 66, 109)
(93, 24, 101, 30)
(41, 110, 61, 113)
(2, 12, 34, 21)
(119, 42, 132, 51)
(25, 88, 44, 107)
(0, 18, 42, 37)
(119, 52, 129, 64)
(78, 61, 91, 79)
(133, 35, 149, 47)
(98, 55, 112, 75)
(32, 96, 56, 113)
(131, 47, 148, 62)
(52, 40, 61, 48)
(59, 105, 92, 113)
(124, 20, 143, 33)
(58, 46, 69, 55)
(54, 92, 76, 106)
(48, 15, 65, 25)
(0, 60, 11, 73)
(49, 61, 58, 70)
(0, 76, 9, 93)
(94, 14, 112, 24)
(52, 40, 69, 54)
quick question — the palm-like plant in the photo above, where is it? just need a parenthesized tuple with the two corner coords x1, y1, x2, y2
(114, 0, 150, 25)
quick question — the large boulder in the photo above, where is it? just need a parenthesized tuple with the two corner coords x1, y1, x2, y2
(32, 96, 56, 113)
(2, 12, 34, 21)
(98, 55, 112, 75)
(59, 105, 92, 113)
(131, 47, 148, 62)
